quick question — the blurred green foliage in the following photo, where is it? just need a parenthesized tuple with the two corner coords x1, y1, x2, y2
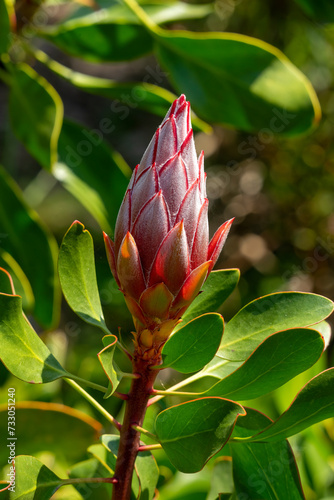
(0, 0, 334, 498)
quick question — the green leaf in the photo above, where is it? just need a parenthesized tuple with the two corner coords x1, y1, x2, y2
(177, 269, 240, 330)
(0, 250, 34, 310)
(0, 0, 10, 54)
(98, 334, 122, 397)
(155, 397, 245, 473)
(294, 0, 334, 22)
(155, 30, 321, 135)
(58, 221, 109, 334)
(9, 455, 63, 500)
(39, 2, 212, 62)
(206, 328, 324, 400)
(9, 63, 63, 169)
(88, 443, 117, 474)
(220, 292, 333, 361)
(206, 460, 234, 499)
(0, 165, 60, 328)
(135, 450, 159, 500)
(159, 313, 224, 373)
(230, 408, 305, 500)
(0, 401, 103, 466)
(56, 119, 131, 232)
(239, 368, 334, 443)
(0, 292, 69, 383)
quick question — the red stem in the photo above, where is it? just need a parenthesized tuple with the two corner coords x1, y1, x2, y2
(111, 357, 159, 500)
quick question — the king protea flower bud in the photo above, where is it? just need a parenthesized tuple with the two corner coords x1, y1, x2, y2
(104, 95, 232, 359)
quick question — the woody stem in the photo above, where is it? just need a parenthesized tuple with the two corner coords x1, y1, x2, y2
(111, 356, 159, 500)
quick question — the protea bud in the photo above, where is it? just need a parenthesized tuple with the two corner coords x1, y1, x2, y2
(104, 95, 232, 359)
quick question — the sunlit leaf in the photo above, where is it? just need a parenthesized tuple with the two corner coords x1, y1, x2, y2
(155, 397, 245, 473)
(160, 313, 224, 373)
(238, 368, 334, 442)
(9, 63, 63, 169)
(98, 334, 122, 397)
(230, 408, 305, 499)
(177, 269, 240, 330)
(10, 455, 62, 499)
(0, 292, 69, 383)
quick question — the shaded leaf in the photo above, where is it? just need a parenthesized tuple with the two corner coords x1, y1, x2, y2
(56, 119, 131, 233)
(0, 165, 60, 328)
(230, 408, 305, 499)
(0, 401, 102, 465)
(177, 269, 240, 330)
(155, 30, 321, 135)
(135, 450, 159, 500)
(0, 251, 34, 310)
(155, 397, 245, 473)
(9, 63, 63, 169)
(220, 292, 333, 361)
(239, 368, 334, 442)
(98, 334, 122, 397)
(159, 313, 224, 373)
(58, 221, 109, 333)
(0, 292, 69, 383)
(206, 328, 324, 400)
(0, 267, 14, 295)
(294, 0, 334, 22)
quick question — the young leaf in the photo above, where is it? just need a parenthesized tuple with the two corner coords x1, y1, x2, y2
(39, 2, 212, 62)
(10, 455, 63, 499)
(56, 119, 131, 233)
(155, 397, 246, 473)
(177, 269, 240, 330)
(0, 165, 60, 328)
(0, 401, 103, 465)
(0, 292, 69, 383)
(155, 30, 321, 135)
(206, 328, 324, 401)
(220, 292, 333, 361)
(230, 408, 305, 499)
(58, 221, 109, 334)
(159, 313, 224, 373)
(9, 63, 63, 170)
(98, 334, 122, 397)
(239, 368, 334, 443)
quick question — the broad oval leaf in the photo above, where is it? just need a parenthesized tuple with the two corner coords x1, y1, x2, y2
(206, 328, 324, 400)
(0, 165, 60, 328)
(155, 397, 245, 473)
(0, 292, 69, 383)
(10, 455, 62, 500)
(220, 292, 333, 361)
(155, 30, 321, 135)
(0, 401, 102, 466)
(58, 221, 109, 334)
(9, 63, 63, 170)
(56, 120, 131, 233)
(159, 313, 224, 373)
(98, 334, 122, 397)
(230, 408, 305, 500)
(240, 367, 334, 443)
(177, 269, 240, 330)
